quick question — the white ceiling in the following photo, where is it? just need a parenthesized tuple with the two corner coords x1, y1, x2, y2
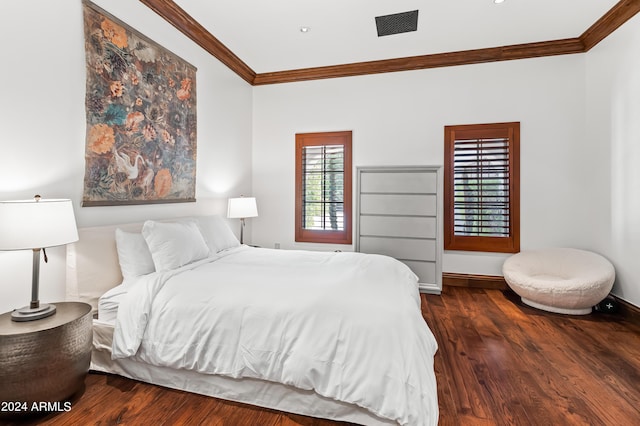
(174, 0, 619, 73)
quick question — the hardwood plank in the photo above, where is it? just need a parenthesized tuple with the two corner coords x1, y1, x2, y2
(486, 295, 606, 425)
(485, 289, 640, 424)
(3, 287, 639, 425)
(475, 293, 600, 425)
(434, 311, 492, 420)
(277, 412, 356, 426)
(445, 288, 534, 425)
(544, 317, 640, 421)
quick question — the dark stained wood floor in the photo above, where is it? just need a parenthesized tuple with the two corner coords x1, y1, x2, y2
(3, 287, 639, 425)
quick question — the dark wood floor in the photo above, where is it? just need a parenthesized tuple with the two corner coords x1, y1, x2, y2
(3, 287, 639, 425)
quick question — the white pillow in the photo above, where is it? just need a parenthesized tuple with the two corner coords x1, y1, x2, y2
(141, 220, 210, 272)
(115, 228, 155, 279)
(196, 215, 241, 252)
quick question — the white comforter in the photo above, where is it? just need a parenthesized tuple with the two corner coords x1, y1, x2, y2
(112, 246, 439, 425)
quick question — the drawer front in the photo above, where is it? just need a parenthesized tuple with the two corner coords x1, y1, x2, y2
(360, 215, 437, 239)
(360, 171, 437, 194)
(360, 194, 437, 216)
(402, 260, 437, 285)
(359, 236, 436, 261)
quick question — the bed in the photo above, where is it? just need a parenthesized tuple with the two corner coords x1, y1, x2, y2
(66, 215, 439, 425)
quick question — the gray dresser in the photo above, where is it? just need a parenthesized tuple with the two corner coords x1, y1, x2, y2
(356, 166, 442, 294)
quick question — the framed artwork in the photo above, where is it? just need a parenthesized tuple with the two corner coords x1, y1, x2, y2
(81, 0, 197, 206)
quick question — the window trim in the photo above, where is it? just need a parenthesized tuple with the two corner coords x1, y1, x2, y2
(295, 131, 353, 245)
(444, 122, 520, 253)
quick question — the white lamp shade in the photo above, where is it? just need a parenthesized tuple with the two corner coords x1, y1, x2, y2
(227, 197, 258, 219)
(0, 198, 79, 250)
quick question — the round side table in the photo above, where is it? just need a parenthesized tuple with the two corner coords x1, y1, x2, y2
(0, 301, 92, 416)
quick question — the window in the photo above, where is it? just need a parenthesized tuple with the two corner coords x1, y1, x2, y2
(444, 122, 520, 253)
(295, 131, 352, 244)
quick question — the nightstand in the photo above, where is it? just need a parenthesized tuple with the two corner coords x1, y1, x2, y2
(0, 302, 92, 416)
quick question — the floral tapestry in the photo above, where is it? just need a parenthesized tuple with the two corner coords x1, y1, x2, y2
(81, 0, 197, 206)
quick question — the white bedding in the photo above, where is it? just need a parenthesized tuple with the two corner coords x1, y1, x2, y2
(97, 284, 129, 323)
(111, 246, 439, 425)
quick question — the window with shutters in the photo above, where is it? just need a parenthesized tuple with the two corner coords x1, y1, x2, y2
(295, 131, 352, 244)
(444, 122, 520, 253)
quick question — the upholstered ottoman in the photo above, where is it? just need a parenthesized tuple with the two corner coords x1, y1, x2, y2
(502, 248, 615, 315)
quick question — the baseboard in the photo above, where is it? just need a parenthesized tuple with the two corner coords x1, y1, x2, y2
(442, 273, 508, 290)
(611, 295, 640, 328)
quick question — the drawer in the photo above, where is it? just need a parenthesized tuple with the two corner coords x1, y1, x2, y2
(359, 215, 437, 239)
(360, 171, 437, 194)
(359, 236, 436, 261)
(402, 260, 437, 285)
(360, 193, 437, 216)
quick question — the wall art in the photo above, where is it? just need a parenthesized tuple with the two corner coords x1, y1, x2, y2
(82, 0, 197, 206)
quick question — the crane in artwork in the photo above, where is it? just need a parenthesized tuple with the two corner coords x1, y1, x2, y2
(114, 148, 145, 180)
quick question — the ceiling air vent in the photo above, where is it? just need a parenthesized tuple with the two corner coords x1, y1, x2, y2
(375, 10, 419, 37)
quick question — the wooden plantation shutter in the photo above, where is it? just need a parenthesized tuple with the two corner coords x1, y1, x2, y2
(454, 135, 510, 237)
(444, 122, 520, 253)
(295, 131, 352, 244)
(302, 145, 345, 230)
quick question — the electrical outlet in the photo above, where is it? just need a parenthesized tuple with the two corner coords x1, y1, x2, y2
(274, 243, 280, 249)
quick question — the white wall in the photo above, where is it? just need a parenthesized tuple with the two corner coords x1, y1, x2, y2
(252, 55, 596, 276)
(586, 14, 640, 306)
(0, 1, 253, 313)
(2, 2, 637, 311)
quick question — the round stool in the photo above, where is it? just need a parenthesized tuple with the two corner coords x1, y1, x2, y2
(502, 248, 615, 315)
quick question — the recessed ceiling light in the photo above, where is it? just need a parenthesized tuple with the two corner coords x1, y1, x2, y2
(494, 0, 505, 3)
(300, 27, 310, 33)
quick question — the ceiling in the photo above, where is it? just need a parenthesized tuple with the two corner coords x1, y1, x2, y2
(142, 0, 640, 84)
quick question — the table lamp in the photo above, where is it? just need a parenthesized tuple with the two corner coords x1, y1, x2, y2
(0, 196, 79, 321)
(227, 196, 258, 244)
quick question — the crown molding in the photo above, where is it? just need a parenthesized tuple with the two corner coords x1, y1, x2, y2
(140, 0, 640, 86)
(139, 0, 256, 85)
(581, 0, 640, 50)
(252, 38, 585, 85)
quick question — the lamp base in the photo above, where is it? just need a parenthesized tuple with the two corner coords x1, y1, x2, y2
(11, 304, 56, 322)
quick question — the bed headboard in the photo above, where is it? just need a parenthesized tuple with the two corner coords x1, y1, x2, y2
(65, 215, 239, 311)
(66, 221, 143, 311)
